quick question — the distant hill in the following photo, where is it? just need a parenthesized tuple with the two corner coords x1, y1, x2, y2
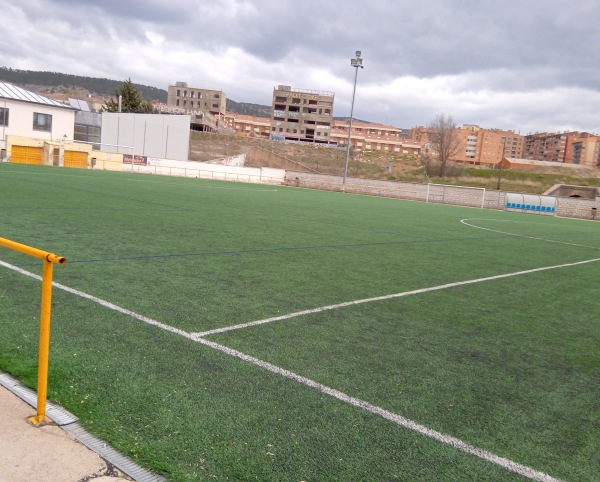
(0, 67, 382, 121)
(0, 67, 168, 102)
(222, 99, 272, 117)
(0, 67, 272, 116)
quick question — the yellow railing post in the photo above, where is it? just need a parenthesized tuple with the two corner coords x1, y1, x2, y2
(0, 237, 66, 426)
(29, 257, 55, 425)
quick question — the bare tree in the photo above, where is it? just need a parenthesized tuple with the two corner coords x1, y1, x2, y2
(427, 113, 461, 177)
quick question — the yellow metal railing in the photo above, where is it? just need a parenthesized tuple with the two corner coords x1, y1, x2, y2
(0, 237, 66, 425)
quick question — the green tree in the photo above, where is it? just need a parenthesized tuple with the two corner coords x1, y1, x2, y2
(103, 78, 156, 113)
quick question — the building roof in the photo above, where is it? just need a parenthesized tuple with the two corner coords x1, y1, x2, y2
(68, 98, 90, 111)
(0, 82, 74, 109)
(225, 112, 271, 124)
(333, 119, 402, 131)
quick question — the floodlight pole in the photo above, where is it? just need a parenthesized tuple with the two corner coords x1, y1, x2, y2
(343, 51, 364, 186)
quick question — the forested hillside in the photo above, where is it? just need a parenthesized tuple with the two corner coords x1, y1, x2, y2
(0, 67, 167, 101)
(0, 67, 272, 116)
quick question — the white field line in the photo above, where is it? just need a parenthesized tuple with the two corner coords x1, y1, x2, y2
(197, 337, 564, 482)
(0, 258, 564, 482)
(192, 257, 600, 337)
(0, 261, 195, 341)
(461, 218, 600, 250)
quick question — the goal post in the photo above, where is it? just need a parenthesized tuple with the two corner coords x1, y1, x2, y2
(426, 183, 486, 209)
(0, 237, 66, 425)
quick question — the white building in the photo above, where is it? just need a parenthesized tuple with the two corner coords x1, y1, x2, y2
(0, 82, 76, 161)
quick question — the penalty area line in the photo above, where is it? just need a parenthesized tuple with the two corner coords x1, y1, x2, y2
(192, 257, 600, 338)
(196, 336, 564, 482)
(0, 258, 565, 481)
(461, 218, 600, 250)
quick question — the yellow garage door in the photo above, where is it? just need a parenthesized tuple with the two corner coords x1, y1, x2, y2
(64, 151, 88, 169)
(11, 146, 43, 165)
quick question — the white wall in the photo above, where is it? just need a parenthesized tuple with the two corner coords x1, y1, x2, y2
(122, 157, 286, 185)
(100, 113, 191, 161)
(1, 98, 75, 148)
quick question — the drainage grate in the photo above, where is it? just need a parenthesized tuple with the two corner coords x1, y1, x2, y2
(0, 372, 166, 482)
(62, 423, 166, 482)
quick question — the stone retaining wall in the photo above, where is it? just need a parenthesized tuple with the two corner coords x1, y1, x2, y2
(286, 172, 600, 221)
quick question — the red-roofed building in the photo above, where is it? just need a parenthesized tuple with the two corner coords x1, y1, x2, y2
(224, 113, 271, 137)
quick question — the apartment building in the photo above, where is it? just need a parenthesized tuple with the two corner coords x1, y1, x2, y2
(166, 82, 227, 131)
(224, 113, 271, 137)
(332, 120, 420, 155)
(408, 126, 434, 145)
(522, 131, 580, 163)
(453, 125, 524, 166)
(270, 85, 334, 143)
(571, 135, 600, 167)
(408, 124, 523, 166)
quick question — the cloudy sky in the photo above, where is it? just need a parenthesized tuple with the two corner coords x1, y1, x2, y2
(2, 0, 600, 134)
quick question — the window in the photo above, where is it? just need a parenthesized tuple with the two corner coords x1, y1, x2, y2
(33, 113, 52, 131)
(74, 124, 100, 149)
(0, 107, 8, 126)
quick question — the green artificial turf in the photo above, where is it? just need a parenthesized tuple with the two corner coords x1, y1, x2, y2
(1, 163, 599, 481)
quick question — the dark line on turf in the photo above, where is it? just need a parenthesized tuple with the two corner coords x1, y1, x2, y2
(10, 235, 538, 266)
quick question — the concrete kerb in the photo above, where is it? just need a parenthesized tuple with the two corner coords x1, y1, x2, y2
(0, 372, 165, 482)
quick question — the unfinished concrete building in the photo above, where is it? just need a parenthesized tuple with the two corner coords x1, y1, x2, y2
(166, 82, 227, 131)
(270, 85, 334, 144)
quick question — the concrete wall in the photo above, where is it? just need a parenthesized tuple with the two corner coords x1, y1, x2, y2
(287, 172, 600, 221)
(96, 155, 286, 185)
(556, 197, 600, 220)
(101, 113, 191, 161)
(90, 151, 124, 170)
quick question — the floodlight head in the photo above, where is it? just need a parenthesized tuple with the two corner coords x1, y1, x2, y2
(351, 50, 364, 68)
(351, 58, 364, 68)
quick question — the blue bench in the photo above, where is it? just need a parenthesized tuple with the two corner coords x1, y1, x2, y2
(506, 203, 555, 213)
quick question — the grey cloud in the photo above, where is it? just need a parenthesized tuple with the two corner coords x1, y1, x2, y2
(1, 0, 600, 132)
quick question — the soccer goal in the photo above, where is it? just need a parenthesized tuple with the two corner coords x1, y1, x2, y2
(426, 183, 486, 209)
